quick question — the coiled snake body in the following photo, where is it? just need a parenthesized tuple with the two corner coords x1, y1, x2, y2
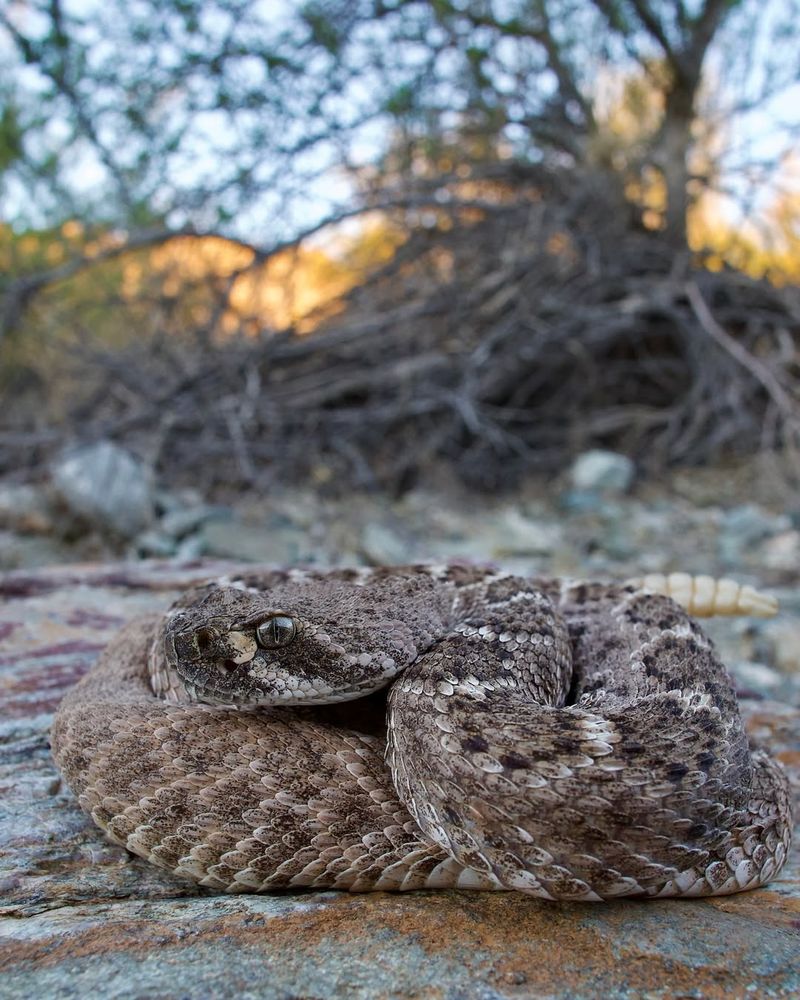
(51, 566, 792, 901)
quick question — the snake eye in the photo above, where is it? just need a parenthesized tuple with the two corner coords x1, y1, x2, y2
(256, 614, 297, 649)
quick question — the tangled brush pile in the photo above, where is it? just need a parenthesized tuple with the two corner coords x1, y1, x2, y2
(3, 170, 799, 493)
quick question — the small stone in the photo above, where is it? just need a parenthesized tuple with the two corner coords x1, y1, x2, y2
(718, 505, 791, 566)
(200, 518, 305, 563)
(760, 530, 800, 572)
(51, 441, 154, 537)
(153, 488, 206, 516)
(160, 505, 222, 539)
(174, 533, 206, 561)
(153, 490, 184, 515)
(269, 492, 322, 530)
(0, 483, 54, 535)
(592, 520, 637, 560)
(0, 529, 74, 570)
(570, 451, 635, 495)
(361, 522, 412, 565)
(135, 530, 178, 558)
(761, 621, 800, 674)
(490, 509, 563, 557)
(558, 490, 617, 515)
(731, 661, 782, 697)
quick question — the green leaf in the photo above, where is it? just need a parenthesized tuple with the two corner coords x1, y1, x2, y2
(385, 84, 416, 116)
(302, 6, 343, 54)
(0, 103, 25, 173)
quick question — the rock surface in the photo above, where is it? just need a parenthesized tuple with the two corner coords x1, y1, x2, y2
(570, 450, 636, 495)
(51, 442, 155, 538)
(0, 561, 798, 999)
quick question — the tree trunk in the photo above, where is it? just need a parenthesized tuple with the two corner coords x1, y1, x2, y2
(657, 85, 695, 250)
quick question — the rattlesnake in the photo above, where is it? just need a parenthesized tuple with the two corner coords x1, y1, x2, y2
(51, 566, 792, 901)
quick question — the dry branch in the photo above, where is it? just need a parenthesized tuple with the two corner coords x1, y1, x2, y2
(2, 171, 798, 495)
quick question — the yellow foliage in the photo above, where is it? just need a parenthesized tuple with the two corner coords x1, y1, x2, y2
(592, 61, 665, 175)
(595, 62, 799, 284)
(3, 145, 797, 412)
(689, 156, 800, 285)
(131, 218, 405, 336)
(45, 241, 65, 264)
(546, 231, 571, 256)
(149, 235, 254, 280)
(18, 234, 40, 256)
(61, 220, 83, 240)
(1, 214, 406, 378)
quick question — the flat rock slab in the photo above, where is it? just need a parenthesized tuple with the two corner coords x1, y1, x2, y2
(0, 561, 798, 1000)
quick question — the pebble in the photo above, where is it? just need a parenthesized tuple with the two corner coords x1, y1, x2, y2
(135, 529, 178, 558)
(570, 450, 635, 495)
(760, 530, 800, 572)
(0, 483, 54, 534)
(361, 522, 412, 565)
(160, 505, 222, 539)
(51, 441, 154, 538)
(488, 508, 564, 557)
(0, 529, 74, 570)
(200, 517, 308, 564)
(0, 466, 795, 704)
(761, 621, 800, 674)
(718, 504, 791, 566)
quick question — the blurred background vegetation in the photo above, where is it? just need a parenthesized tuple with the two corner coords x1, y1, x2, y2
(1, 0, 799, 502)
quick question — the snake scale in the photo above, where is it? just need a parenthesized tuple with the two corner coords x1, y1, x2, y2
(51, 565, 792, 901)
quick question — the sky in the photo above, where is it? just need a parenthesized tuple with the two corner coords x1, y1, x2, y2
(1, 0, 798, 246)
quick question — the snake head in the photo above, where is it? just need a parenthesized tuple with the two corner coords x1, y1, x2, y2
(161, 583, 421, 706)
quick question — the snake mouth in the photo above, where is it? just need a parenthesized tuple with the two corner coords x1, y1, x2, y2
(179, 678, 240, 707)
(219, 658, 242, 673)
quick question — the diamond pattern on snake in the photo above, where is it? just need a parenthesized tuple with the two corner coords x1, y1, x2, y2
(51, 566, 792, 901)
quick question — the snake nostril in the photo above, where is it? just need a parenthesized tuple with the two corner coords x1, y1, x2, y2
(194, 626, 219, 653)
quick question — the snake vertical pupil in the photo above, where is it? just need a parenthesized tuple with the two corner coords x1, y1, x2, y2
(256, 615, 297, 649)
